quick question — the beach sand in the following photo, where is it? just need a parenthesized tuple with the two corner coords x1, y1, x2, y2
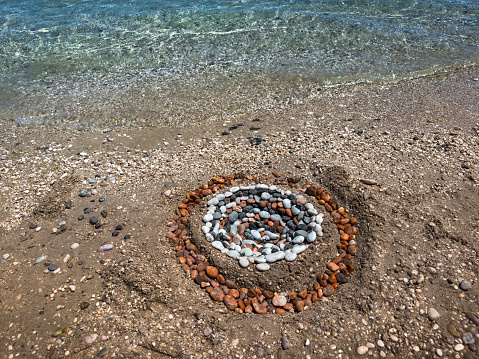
(0, 65, 478, 358)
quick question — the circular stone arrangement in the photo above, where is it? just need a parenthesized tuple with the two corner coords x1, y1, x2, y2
(166, 173, 358, 314)
(201, 184, 324, 271)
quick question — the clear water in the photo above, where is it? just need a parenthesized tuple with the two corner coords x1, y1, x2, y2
(0, 0, 478, 127)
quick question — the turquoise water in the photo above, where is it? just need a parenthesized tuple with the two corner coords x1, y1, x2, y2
(0, 0, 478, 127)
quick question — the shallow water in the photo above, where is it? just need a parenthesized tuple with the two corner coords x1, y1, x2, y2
(0, 0, 478, 128)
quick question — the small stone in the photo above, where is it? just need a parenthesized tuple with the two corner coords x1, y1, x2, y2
(85, 334, 98, 344)
(203, 213, 213, 222)
(112, 230, 119, 237)
(256, 263, 270, 272)
(463, 332, 475, 345)
(436, 348, 443, 357)
(454, 344, 464, 351)
(272, 295, 287, 307)
(204, 327, 213, 336)
(97, 244, 114, 252)
(281, 336, 290, 350)
(71, 243, 79, 249)
(48, 264, 57, 271)
(428, 307, 441, 320)
(460, 280, 472, 291)
(238, 257, 250, 268)
(101, 210, 108, 218)
(284, 252, 297, 262)
(357, 346, 368, 355)
(360, 179, 378, 185)
(89, 216, 98, 225)
(78, 215, 84, 221)
(80, 302, 90, 310)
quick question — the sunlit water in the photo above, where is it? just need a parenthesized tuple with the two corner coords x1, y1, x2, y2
(0, 0, 478, 127)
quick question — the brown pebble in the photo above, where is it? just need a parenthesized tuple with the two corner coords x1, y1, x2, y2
(327, 262, 339, 271)
(223, 295, 238, 311)
(298, 289, 308, 299)
(263, 290, 274, 299)
(229, 289, 240, 298)
(239, 288, 248, 299)
(284, 303, 293, 311)
(294, 301, 305, 312)
(289, 291, 297, 300)
(210, 287, 225, 302)
(225, 279, 237, 289)
(252, 298, 268, 314)
(323, 286, 335, 297)
(206, 266, 219, 279)
(272, 295, 287, 307)
(217, 274, 226, 285)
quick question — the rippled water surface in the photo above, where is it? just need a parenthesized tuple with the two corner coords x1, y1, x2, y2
(0, 0, 478, 126)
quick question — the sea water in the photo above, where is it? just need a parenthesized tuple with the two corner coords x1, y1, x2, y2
(0, 0, 477, 128)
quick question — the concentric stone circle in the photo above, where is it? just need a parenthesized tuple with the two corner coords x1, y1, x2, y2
(201, 184, 324, 271)
(166, 173, 358, 314)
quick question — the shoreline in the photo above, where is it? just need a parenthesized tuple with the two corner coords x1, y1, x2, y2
(0, 64, 479, 358)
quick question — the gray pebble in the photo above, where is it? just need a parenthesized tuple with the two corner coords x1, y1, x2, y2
(460, 280, 472, 291)
(292, 245, 307, 254)
(238, 257, 250, 268)
(284, 251, 297, 262)
(204, 327, 213, 336)
(227, 250, 240, 259)
(463, 332, 475, 345)
(259, 211, 270, 219)
(228, 211, 238, 222)
(256, 263, 270, 271)
(265, 251, 285, 263)
(428, 307, 441, 320)
(281, 336, 290, 350)
(306, 231, 317, 243)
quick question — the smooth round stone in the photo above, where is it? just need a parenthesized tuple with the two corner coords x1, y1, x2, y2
(454, 344, 464, 351)
(216, 193, 225, 201)
(230, 186, 240, 193)
(213, 212, 222, 220)
(256, 263, 270, 271)
(202, 226, 210, 234)
(427, 307, 441, 320)
(259, 211, 270, 219)
(261, 192, 271, 200)
(265, 251, 285, 263)
(270, 214, 281, 222)
(251, 230, 261, 240)
(308, 208, 318, 215)
(238, 257, 250, 268)
(240, 248, 253, 257)
(266, 232, 279, 240)
(203, 213, 213, 223)
(89, 216, 98, 225)
(98, 244, 114, 252)
(48, 264, 57, 271)
(291, 206, 300, 215)
(227, 250, 240, 259)
(460, 280, 472, 291)
(219, 206, 227, 213)
(71, 243, 79, 249)
(207, 198, 219, 206)
(284, 251, 297, 261)
(292, 245, 307, 254)
(205, 233, 214, 242)
(254, 256, 267, 263)
(292, 236, 304, 244)
(357, 346, 368, 355)
(306, 231, 317, 243)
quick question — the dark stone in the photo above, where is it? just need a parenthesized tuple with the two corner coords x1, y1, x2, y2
(112, 231, 119, 237)
(80, 302, 89, 310)
(281, 336, 289, 350)
(84, 208, 91, 214)
(65, 201, 72, 209)
(222, 131, 231, 136)
(89, 216, 98, 225)
(78, 215, 84, 221)
(99, 198, 105, 202)
(466, 313, 479, 326)
(96, 348, 107, 357)
(48, 264, 57, 271)
(60, 224, 67, 231)
(29, 223, 37, 229)
(101, 210, 108, 218)
(124, 235, 131, 240)
(95, 222, 102, 229)
(115, 224, 123, 231)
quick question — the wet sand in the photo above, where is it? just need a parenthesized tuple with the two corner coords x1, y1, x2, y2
(0, 65, 479, 358)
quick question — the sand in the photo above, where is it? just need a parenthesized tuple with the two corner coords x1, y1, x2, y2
(0, 65, 478, 358)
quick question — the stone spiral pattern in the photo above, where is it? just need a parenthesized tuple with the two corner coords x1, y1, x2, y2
(166, 173, 358, 314)
(202, 184, 324, 271)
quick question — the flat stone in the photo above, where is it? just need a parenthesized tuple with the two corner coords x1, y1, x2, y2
(259, 211, 270, 219)
(292, 236, 304, 244)
(203, 213, 213, 222)
(208, 198, 219, 206)
(227, 250, 240, 259)
(281, 336, 290, 350)
(428, 307, 441, 320)
(292, 245, 307, 254)
(357, 346, 368, 355)
(272, 295, 287, 307)
(284, 251, 297, 262)
(265, 251, 285, 263)
(306, 231, 317, 243)
(238, 257, 250, 268)
(212, 241, 224, 250)
(460, 280, 472, 291)
(256, 263, 270, 271)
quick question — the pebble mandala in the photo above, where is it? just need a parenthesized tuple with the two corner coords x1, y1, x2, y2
(166, 173, 358, 314)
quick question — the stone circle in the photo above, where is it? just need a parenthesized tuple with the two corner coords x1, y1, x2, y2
(166, 173, 358, 314)
(201, 184, 323, 270)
